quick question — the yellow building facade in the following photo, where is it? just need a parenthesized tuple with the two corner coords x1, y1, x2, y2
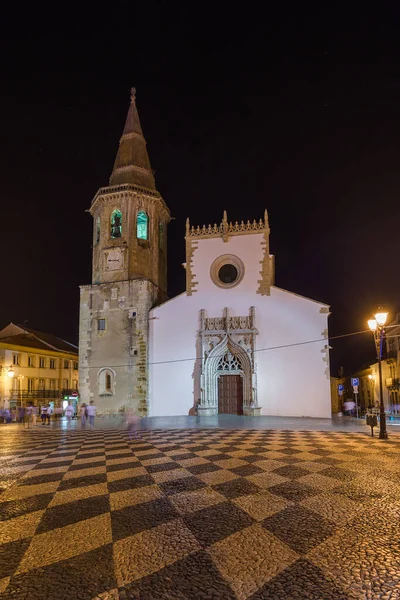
(0, 323, 78, 410)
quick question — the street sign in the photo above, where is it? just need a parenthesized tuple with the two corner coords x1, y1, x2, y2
(353, 385, 358, 393)
(351, 378, 359, 387)
(338, 384, 344, 391)
(71, 391, 79, 397)
(338, 390, 343, 396)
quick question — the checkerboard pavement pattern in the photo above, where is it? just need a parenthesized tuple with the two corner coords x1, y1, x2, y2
(1, 427, 400, 599)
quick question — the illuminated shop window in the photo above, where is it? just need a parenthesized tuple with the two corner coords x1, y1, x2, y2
(137, 210, 148, 240)
(111, 210, 122, 238)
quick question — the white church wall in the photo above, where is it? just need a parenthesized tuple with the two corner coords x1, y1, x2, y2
(191, 234, 264, 294)
(149, 286, 331, 418)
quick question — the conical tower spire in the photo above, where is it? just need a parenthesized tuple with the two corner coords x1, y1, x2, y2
(109, 88, 156, 190)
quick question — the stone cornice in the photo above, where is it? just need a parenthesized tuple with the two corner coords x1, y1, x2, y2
(90, 184, 170, 221)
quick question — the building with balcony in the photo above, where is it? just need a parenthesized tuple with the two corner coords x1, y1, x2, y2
(0, 323, 79, 410)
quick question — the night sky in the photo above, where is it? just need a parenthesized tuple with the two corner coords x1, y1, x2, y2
(2, 4, 400, 375)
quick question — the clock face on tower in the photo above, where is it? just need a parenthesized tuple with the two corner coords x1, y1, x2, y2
(105, 248, 123, 271)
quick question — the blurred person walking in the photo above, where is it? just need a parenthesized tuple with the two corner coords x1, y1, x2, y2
(41, 404, 47, 425)
(125, 408, 141, 440)
(87, 401, 97, 429)
(25, 403, 33, 429)
(65, 402, 74, 428)
(80, 403, 87, 428)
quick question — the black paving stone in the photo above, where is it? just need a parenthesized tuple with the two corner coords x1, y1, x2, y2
(111, 497, 179, 541)
(186, 445, 207, 452)
(183, 501, 254, 547)
(0, 538, 32, 579)
(201, 453, 226, 462)
(321, 467, 358, 481)
(107, 474, 155, 494)
(0, 494, 54, 521)
(57, 473, 107, 491)
(272, 465, 310, 479)
(278, 448, 302, 455)
(159, 476, 207, 496)
(136, 452, 165, 460)
(145, 461, 180, 473)
(268, 481, 319, 502)
(313, 457, 342, 465)
(68, 460, 106, 471)
(18, 472, 65, 485)
(121, 550, 236, 600)
(76, 451, 106, 460)
(105, 452, 133, 460)
(229, 464, 265, 477)
(106, 461, 139, 472)
(247, 447, 272, 454)
(2, 543, 116, 600)
(9, 458, 41, 466)
(213, 477, 260, 499)
(263, 505, 336, 554)
(186, 462, 222, 475)
(243, 454, 271, 464)
(36, 494, 110, 534)
(249, 558, 348, 599)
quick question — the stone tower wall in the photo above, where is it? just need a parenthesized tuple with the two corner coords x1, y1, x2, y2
(79, 279, 156, 415)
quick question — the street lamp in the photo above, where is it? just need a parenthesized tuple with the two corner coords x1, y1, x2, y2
(0, 366, 14, 377)
(368, 309, 389, 440)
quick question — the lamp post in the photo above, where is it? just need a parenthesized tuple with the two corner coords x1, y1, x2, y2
(17, 375, 25, 408)
(368, 310, 389, 440)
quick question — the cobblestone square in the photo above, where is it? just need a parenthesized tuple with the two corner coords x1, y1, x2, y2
(1, 426, 400, 599)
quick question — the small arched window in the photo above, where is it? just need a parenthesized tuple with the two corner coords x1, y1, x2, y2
(159, 222, 163, 249)
(95, 217, 100, 245)
(111, 210, 122, 238)
(137, 210, 148, 240)
(98, 368, 115, 396)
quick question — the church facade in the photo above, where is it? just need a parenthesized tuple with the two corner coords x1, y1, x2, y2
(79, 91, 331, 418)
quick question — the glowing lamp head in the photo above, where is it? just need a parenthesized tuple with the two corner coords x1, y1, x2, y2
(374, 311, 388, 326)
(368, 319, 377, 332)
(7, 368, 14, 378)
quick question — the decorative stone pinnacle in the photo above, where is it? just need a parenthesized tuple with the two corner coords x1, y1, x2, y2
(130, 87, 137, 103)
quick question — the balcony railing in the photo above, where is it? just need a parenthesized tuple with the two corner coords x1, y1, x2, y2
(8, 389, 78, 400)
(386, 378, 400, 388)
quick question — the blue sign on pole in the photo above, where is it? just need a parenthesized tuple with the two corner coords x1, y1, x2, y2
(351, 378, 359, 387)
(338, 384, 344, 391)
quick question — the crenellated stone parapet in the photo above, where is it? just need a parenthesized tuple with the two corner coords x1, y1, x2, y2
(186, 210, 269, 240)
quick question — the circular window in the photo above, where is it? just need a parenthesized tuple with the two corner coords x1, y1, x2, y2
(210, 254, 244, 289)
(218, 264, 238, 284)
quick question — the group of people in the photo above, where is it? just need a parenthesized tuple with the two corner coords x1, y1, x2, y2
(77, 401, 97, 429)
(0, 400, 142, 437)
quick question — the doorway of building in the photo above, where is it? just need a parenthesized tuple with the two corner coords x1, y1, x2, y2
(218, 375, 243, 414)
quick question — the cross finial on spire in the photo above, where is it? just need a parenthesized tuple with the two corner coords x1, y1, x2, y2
(130, 87, 137, 104)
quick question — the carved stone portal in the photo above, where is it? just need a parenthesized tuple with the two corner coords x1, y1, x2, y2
(197, 307, 260, 416)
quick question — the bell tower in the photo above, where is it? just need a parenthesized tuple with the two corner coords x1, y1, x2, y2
(91, 88, 170, 297)
(79, 89, 171, 415)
